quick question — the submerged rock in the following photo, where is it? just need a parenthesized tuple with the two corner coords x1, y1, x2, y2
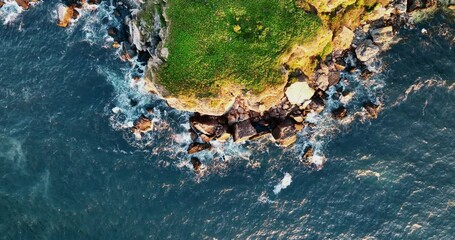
(332, 106, 348, 120)
(187, 142, 211, 154)
(363, 101, 381, 119)
(285, 82, 315, 105)
(234, 120, 257, 142)
(133, 115, 153, 133)
(190, 157, 202, 172)
(272, 119, 297, 147)
(355, 40, 380, 62)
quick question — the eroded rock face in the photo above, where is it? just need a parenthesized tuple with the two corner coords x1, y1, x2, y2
(285, 82, 315, 105)
(355, 40, 380, 62)
(234, 120, 257, 142)
(272, 119, 297, 147)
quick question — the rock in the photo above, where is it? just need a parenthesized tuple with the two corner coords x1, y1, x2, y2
(395, 0, 407, 14)
(332, 26, 355, 51)
(407, 0, 436, 12)
(187, 142, 211, 154)
(370, 26, 394, 44)
(355, 40, 380, 62)
(332, 106, 348, 119)
(328, 71, 341, 86)
(363, 101, 381, 119)
(314, 73, 329, 91)
(190, 157, 202, 171)
(295, 123, 304, 131)
(292, 115, 304, 123)
(216, 132, 231, 142)
(190, 115, 222, 136)
(133, 115, 153, 133)
(15, 0, 29, 9)
(200, 134, 212, 143)
(57, 5, 74, 28)
(108, 27, 118, 37)
(72, 9, 80, 20)
(285, 82, 315, 105)
(0, 1, 4, 8)
(234, 120, 257, 142)
(450, 5, 455, 10)
(128, 19, 144, 51)
(272, 119, 297, 147)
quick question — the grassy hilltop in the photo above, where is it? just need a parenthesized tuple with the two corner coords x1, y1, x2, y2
(154, 0, 322, 97)
(139, 0, 391, 113)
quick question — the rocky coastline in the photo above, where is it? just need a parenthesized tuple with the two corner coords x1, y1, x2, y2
(123, 0, 453, 171)
(15, 0, 451, 171)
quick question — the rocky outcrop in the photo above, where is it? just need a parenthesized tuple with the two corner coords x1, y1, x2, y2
(407, 0, 436, 12)
(285, 82, 315, 105)
(363, 101, 381, 119)
(187, 142, 211, 154)
(355, 40, 380, 62)
(190, 157, 202, 171)
(272, 119, 297, 147)
(234, 120, 257, 142)
(370, 26, 394, 44)
(333, 26, 354, 51)
(15, 0, 29, 9)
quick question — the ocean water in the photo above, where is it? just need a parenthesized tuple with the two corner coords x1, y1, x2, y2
(0, 1, 454, 239)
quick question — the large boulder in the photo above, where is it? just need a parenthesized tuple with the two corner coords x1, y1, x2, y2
(190, 115, 226, 137)
(234, 120, 257, 142)
(272, 119, 297, 147)
(187, 142, 211, 154)
(332, 26, 354, 51)
(355, 40, 380, 62)
(285, 82, 315, 105)
(370, 26, 394, 44)
(56, 5, 74, 28)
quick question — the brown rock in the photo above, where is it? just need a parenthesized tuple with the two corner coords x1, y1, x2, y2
(272, 119, 297, 147)
(363, 101, 381, 119)
(295, 123, 304, 131)
(133, 115, 153, 133)
(303, 146, 314, 162)
(328, 71, 341, 86)
(190, 115, 222, 136)
(0, 1, 5, 8)
(190, 157, 202, 172)
(187, 142, 211, 154)
(57, 5, 74, 28)
(200, 134, 212, 143)
(332, 106, 348, 120)
(234, 120, 257, 142)
(15, 0, 29, 9)
(216, 132, 232, 142)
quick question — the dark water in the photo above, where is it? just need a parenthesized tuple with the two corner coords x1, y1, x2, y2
(1, 2, 454, 239)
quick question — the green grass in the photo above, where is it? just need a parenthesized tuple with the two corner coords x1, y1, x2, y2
(152, 0, 322, 98)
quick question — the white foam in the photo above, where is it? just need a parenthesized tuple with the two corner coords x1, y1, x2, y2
(0, 0, 23, 25)
(273, 172, 292, 195)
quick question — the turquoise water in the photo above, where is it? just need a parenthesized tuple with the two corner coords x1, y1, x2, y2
(0, 2, 454, 239)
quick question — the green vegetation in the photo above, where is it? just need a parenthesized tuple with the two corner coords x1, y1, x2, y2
(155, 0, 322, 97)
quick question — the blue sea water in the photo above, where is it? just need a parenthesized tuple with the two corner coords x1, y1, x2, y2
(0, 1, 454, 239)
